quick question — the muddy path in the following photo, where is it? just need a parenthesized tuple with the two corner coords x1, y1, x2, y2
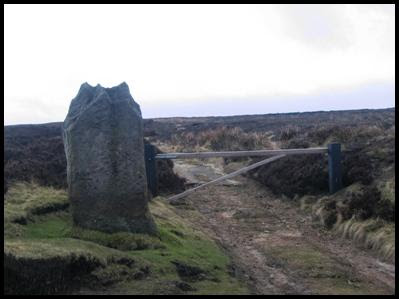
(169, 160, 395, 295)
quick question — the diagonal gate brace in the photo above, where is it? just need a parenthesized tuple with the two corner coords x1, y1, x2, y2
(167, 154, 286, 202)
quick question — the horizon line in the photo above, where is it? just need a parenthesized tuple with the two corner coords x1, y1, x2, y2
(4, 106, 395, 127)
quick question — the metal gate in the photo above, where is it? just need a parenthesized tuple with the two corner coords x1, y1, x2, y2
(145, 143, 342, 201)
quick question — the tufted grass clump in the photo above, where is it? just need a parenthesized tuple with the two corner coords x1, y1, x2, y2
(301, 182, 395, 263)
(333, 217, 395, 263)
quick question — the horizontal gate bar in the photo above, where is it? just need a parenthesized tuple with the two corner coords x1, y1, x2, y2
(156, 147, 327, 159)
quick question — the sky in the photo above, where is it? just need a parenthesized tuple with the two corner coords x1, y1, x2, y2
(4, 4, 395, 125)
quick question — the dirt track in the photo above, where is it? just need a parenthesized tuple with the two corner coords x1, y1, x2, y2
(170, 160, 395, 295)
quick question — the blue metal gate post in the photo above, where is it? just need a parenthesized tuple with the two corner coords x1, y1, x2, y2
(328, 143, 342, 194)
(144, 143, 158, 197)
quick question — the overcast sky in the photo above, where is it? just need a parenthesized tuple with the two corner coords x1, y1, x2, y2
(4, 4, 395, 125)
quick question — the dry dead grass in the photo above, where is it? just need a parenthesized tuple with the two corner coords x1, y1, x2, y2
(333, 217, 395, 263)
(301, 184, 395, 263)
(171, 126, 273, 152)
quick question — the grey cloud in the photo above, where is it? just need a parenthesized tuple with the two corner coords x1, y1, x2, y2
(274, 4, 354, 50)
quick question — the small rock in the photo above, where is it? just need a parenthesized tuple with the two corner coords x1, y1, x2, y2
(174, 281, 197, 291)
(132, 271, 146, 280)
(171, 260, 206, 281)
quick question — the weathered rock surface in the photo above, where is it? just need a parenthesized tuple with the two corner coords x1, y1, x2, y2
(62, 82, 157, 234)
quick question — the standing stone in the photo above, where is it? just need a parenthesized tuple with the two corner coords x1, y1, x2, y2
(62, 82, 157, 235)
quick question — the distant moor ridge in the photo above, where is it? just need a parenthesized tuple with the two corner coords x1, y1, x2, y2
(4, 107, 394, 197)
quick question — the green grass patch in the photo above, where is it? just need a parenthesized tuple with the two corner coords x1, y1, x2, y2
(23, 212, 72, 239)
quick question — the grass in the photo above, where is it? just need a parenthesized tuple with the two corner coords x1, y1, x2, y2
(4, 181, 68, 225)
(333, 217, 395, 263)
(300, 182, 395, 263)
(69, 226, 165, 251)
(171, 126, 274, 154)
(24, 212, 71, 239)
(5, 237, 125, 264)
(4, 182, 250, 295)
